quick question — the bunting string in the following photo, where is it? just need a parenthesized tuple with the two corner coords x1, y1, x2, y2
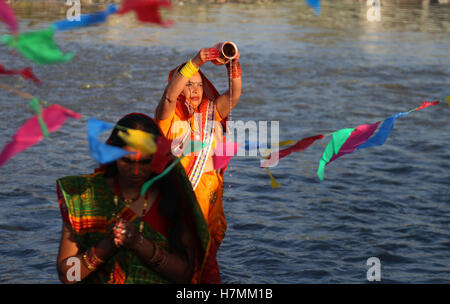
(264, 100, 442, 186)
(0, 0, 173, 68)
(0, 1, 447, 190)
(0, 81, 445, 189)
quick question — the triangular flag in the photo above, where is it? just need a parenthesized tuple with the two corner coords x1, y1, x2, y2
(415, 101, 440, 111)
(118, 128, 156, 155)
(261, 134, 324, 168)
(317, 128, 354, 181)
(357, 112, 409, 150)
(327, 122, 380, 163)
(0, 0, 18, 33)
(87, 118, 133, 164)
(117, 0, 173, 26)
(306, 0, 321, 15)
(0, 105, 82, 168)
(0, 63, 41, 85)
(213, 141, 239, 170)
(1, 26, 74, 64)
(53, 4, 118, 31)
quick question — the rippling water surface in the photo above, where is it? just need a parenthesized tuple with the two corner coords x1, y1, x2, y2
(0, 0, 449, 283)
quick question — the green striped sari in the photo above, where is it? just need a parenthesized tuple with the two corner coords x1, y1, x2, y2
(57, 163, 210, 284)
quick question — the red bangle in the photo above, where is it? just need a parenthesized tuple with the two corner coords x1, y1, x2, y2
(82, 247, 103, 270)
(227, 61, 241, 79)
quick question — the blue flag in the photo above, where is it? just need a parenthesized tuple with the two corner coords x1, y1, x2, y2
(53, 4, 117, 31)
(357, 112, 409, 150)
(306, 0, 321, 15)
(87, 118, 132, 164)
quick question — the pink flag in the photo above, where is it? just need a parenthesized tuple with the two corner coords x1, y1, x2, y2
(416, 101, 440, 111)
(0, 104, 82, 168)
(0, 0, 18, 33)
(213, 141, 239, 170)
(117, 0, 173, 26)
(328, 122, 380, 164)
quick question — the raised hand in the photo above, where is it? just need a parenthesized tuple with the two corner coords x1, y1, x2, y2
(226, 53, 241, 79)
(192, 47, 220, 68)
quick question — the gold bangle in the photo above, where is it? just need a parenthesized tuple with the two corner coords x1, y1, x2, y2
(152, 246, 166, 268)
(91, 247, 105, 264)
(179, 59, 199, 79)
(82, 252, 96, 270)
(148, 242, 160, 265)
(156, 251, 168, 270)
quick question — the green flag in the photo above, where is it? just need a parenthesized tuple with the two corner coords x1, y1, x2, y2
(182, 140, 210, 156)
(28, 98, 50, 138)
(140, 141, 210, 196)
(1, 26, 74, 64)
(317, 128, 354, 181)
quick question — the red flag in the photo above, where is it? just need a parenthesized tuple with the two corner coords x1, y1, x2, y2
(416, 101, 440, 111)
(117, 0, 173, 26)
(0, 63, 41, 85)
(260, 134, 324, 168)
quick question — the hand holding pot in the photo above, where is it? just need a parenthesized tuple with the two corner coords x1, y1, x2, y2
(192, 47, 220, 68)
(212, 41, 239, 65)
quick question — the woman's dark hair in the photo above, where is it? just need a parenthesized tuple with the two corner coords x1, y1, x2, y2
(104, 113, 188, 257)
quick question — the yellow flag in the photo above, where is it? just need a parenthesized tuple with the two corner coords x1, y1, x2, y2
(266, 167, 281, 189)
(278, 139, 296, 147)
(118, 129, 156, 155)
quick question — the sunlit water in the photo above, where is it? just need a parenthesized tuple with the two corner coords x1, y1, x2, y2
(0, 0, 449, 283)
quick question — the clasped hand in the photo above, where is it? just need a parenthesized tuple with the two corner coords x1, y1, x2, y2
(112, 218, 139, 248)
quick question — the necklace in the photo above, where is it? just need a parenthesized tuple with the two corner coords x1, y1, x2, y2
(114, 177, 140, 205)
(112, 176, 150, 234)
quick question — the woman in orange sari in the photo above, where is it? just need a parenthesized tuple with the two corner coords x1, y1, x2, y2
(155, 45, 242, 283)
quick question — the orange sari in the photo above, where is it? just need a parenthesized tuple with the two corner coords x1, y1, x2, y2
(156, 66, 229, 283)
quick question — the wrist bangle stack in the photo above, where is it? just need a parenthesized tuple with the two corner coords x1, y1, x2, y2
(179, 59, 199, 79)
(227, 61, 242, 79)
(156, 251, 168, 269)
(82, 247, 104, 271)
(148, 242, 159, 264)
(148, 242, 168, 269)
(91, 247, 105, 264)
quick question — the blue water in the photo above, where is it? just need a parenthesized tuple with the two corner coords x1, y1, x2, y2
(0, 1, 449, 283)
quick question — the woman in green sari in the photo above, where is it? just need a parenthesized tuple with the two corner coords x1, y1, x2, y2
(56, 113, 210, 284)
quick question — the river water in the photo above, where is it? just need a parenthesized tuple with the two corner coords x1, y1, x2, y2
(0, 0, 449, 283)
